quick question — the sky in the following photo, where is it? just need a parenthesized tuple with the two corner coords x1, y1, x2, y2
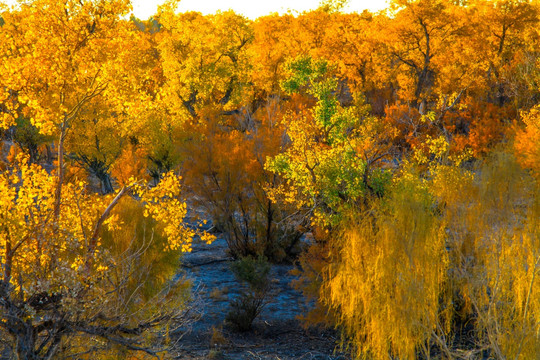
(133, 0, 390, 20)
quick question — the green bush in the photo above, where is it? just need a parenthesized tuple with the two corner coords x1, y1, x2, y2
(226, 256, 271, 331)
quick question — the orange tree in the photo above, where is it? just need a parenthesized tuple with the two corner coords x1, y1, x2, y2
(468, 0, 540, 106)
(157, 4, 304, 260)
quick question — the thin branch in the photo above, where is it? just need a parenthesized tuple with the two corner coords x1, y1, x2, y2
(89, 185, 132, 254)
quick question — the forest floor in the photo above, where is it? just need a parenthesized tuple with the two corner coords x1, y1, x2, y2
(170, 217, 349, 360)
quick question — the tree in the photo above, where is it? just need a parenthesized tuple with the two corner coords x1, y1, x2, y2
(157, 5, 305, 260)
(0, 1, 214, 358)
(157, 4, 253, 121)
(0, 0, 134, 217)
(180, 101, 303, 261)
(322, 136, 540, 359)
(264, 56, 397, 324)
(266, 56, 394, 227)
(380, 0, 461, 107)
(470, 0, 539, 106)
(0, 153, 208, 358)
(323, 170, 448, 360)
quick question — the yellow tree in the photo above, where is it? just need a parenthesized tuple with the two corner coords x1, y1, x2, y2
(65, 15, 164, 191)
(157, 3, 253, 121)
(0, 0, 134, 215)
(0, 155, 205, 358)
(515, 106, 540, 176)
(323, 169, 448, 360)
(0, 1, 212, 358)
(323, 134, 540, 359)
(155, 2, 258, 192)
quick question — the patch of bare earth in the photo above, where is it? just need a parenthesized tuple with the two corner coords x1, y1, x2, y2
(170, 231, 349, 360)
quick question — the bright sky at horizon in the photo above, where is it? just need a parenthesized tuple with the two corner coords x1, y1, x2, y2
(2, 0, 390, 20)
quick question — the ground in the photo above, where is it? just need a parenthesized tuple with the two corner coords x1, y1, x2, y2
(171, 222, 349, 360)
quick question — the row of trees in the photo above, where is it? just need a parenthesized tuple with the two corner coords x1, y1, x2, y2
(0, 0, 539, 358)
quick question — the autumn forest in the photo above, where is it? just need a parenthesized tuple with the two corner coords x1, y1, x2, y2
(0, 0, 539, 358)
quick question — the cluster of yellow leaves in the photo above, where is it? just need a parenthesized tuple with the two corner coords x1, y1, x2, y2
(0, 155, 103, 296)
(0, 158, 207, 309)
(157, 4, 253, 121)
(0, 0, 134, 134)
(136, 172, 215, 252)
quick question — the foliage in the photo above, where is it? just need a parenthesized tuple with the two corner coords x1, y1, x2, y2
(1, 0, 540, 358)
(515, 105, 540, 176)
(323, 142, 540, 359)
(180, 104, 304, 261)
(443, 150, 540, 360)
(157, 4, 305, 261)
(0, 155, 203, 358)
(9, 117, 53, 164)
(266, 56, 394, 228)
(323, 169, 447, 360)
(0, 1, 212, 358)
(157, 4, 253, 121)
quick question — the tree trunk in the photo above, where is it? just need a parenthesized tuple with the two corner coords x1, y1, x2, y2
(15, 323, 39, 360)
(53, 126, 66, 222)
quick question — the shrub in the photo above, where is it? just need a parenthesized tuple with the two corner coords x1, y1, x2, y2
(226, 256, 271, 331)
